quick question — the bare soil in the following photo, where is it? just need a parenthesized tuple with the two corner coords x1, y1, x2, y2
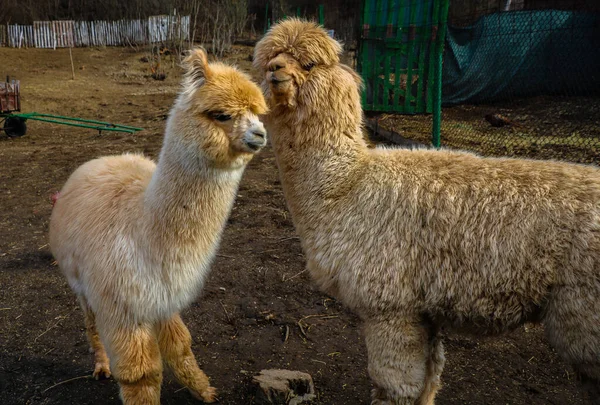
(0, 46, 594, 405)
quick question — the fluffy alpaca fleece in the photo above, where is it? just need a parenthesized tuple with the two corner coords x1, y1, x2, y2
(49, 48, 267, 404)
(254, 19, 600, 405)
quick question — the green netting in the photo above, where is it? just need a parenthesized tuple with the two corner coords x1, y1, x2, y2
(442, 10, 600, 105)
(431, 8, 600, 164)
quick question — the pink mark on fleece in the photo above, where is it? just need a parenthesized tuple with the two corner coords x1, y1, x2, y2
(51, 192, 60, 206)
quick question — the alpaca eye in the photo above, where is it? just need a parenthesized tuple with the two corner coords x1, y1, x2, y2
(215, 114, 231, 121)
(303, 63, 315, 71)
(211, 112, 231, 122)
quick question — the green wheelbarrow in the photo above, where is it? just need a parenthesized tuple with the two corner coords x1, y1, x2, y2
(1, 78, 143, 138)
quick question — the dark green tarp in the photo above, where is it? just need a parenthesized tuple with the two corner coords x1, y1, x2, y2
(442, 10, 600, 105)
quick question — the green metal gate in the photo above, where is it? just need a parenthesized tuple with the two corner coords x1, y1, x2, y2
(358, 0, 449, 146)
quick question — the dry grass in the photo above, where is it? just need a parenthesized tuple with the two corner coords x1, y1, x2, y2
(378, 96, 600, 165)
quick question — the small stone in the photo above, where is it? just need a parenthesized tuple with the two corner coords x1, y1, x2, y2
(252, 369, 316, 404)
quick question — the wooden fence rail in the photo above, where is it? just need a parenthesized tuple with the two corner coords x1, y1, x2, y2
(1, 15, 189, 48)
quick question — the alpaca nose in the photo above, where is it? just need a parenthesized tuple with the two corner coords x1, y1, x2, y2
(244, 122, 267, 152)
(252, 129, 266, 139)
(268, 62, 284, 72)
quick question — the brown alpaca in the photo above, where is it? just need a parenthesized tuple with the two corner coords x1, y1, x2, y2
(254, 19, 600, 405)
(49, 48, 267, 404)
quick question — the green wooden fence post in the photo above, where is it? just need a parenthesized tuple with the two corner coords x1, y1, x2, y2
(432, 0, 449, 148)
(415, 1, 431, 113)
(264, 2, 270, 33)
(382, 0, 395, 111)
(403, 2, 418, 113)
(318, 4, 325, 25)
(358, 0, 449, 124)
(392, 0, 406, 111)
(360, 0, 372, 109)
(426, 0, 440, 114)
(372, 0, 383, 110)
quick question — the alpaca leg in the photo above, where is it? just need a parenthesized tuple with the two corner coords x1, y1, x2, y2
(364, 316, 430, 405)
(105, 323, 163, 405)
(157, 314, 217, 403)
(417, 337, 445, 405)
(78, 295, 111, 379)
(544, 284, 600, 404)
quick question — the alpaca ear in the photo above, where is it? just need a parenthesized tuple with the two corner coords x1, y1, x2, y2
(183, 47, 212, 83)
(341, 64, 365, 90)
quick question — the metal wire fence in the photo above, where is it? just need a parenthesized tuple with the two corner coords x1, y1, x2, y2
(437, 1, 600, 164)
(364, 0, 599, 164)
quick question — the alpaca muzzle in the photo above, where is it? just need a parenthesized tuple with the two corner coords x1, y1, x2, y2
(267, 71, 296, 108)
(243, 122, 267, 152)
(266, 54, 298, 90)
(269, 71, 293, 89)
(269, 71, 292, 83)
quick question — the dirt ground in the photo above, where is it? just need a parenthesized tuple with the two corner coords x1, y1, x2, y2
(0, 46, 595, 405)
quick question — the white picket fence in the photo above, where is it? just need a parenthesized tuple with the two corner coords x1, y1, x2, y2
(34, 21, 75, 48)
(6, 24, 35, 48)
(0, 15, 190, 48)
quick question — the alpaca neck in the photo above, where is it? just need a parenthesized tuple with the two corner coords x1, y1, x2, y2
(266, 105, 367, 217)
(268, 104, 366, 164)
(143, 126, 243, 265)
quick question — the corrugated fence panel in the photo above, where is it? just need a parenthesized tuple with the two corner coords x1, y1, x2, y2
(7, 24, 35, 48)
(53, 21, 74, 48)
(91, 21, 99, 46)
(94, 21, 103, 46)
(34, 21, 53, 48)
(3, 15, 188, 48)
(0, 25, 7, 47)
(8, 25, 16, 47)
(8, 25, 15, 47)
(148, 15, 190, 44)
(106, 21, 113, 45)
(148, 15, 168, 43)
(74, 21, 88, 47)
(182, 15, 190, 41)
(26, 26, 35, 47)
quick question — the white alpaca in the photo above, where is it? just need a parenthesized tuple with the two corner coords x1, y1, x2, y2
(49, 48, 268, 404)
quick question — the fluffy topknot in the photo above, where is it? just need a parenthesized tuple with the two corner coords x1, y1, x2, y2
(253, 18, 342, 73)
(180, 47, 267, 116)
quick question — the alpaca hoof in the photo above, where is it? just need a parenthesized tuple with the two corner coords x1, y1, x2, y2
(193, 386, 217, 403)
(92, 361, 111, 380)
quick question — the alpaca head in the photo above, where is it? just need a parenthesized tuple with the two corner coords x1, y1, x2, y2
(172, 48, 268, 168)
(253, 19, 363, 119)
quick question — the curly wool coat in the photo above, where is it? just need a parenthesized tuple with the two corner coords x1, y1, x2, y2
(254, 19, 600, 404)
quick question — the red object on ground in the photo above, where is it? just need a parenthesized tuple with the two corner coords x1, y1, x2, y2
(0, 80, 21, 113)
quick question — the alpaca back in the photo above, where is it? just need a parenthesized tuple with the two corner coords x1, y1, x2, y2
(300, 147, 600, 330)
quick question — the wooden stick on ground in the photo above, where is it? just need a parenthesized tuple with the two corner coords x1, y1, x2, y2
(42, 375, 92, 394)
(69, 47, 75, 80)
